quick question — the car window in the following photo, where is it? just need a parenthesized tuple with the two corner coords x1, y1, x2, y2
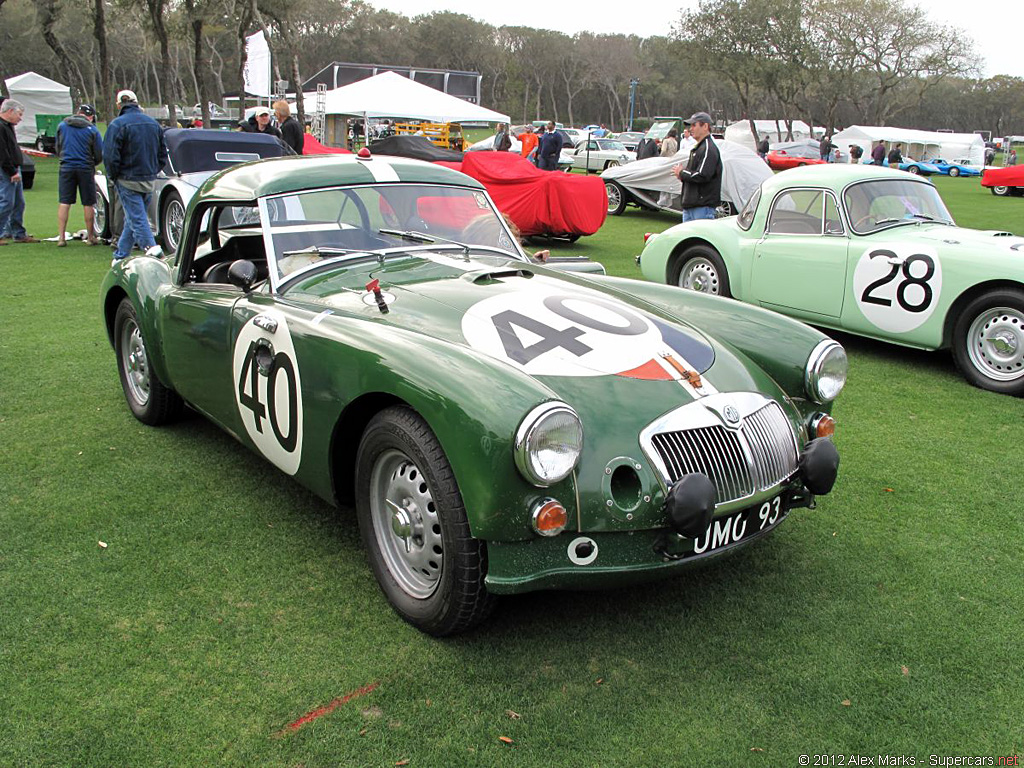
(736, 187, 761, 231)
(824, 194, 844, 235)
(767, 189, 824, 235)
(597, 140, 626, 151)
(843, 179, 954, 234)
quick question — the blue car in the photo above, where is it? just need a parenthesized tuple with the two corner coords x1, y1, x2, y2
(929, 158, 983, 177)
(897, 159, 941, 176)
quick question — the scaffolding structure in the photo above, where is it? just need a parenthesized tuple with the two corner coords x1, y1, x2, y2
(312, 84, 327, 142)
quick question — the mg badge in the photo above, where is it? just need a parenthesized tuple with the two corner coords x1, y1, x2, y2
(723, 404, 741, 426)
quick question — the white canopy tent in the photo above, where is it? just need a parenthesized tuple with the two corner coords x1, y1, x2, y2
(832, 126, 985, 166)
(4, 71, 73, 145)
(724, 119, 813, 152)
(322, 71, 509, 123)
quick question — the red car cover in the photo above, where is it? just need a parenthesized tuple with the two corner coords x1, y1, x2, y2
(302, 134, 352, 154)
(438, 152, 607, 238)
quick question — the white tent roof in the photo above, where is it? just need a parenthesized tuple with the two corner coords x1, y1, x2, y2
(322, 71, 509, 123)
(724, 119, 812, 151)
(832, 125, 985, 166)
(4, 71, 73, 145)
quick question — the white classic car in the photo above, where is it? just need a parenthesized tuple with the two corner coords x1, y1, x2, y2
(569, 139, 636, 172)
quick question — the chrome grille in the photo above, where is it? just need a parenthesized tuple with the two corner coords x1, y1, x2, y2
(643, 394, 799, 507)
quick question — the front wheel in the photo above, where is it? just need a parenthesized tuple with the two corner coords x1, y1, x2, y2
(605, 180, 627, 215)
(355, 406, 495, 635)
(161, 191, 185, 252)
(906, 164, 920, 174)
(604, 160, 620, 170)
(113, 299, 184, 424)
(991, 186, 1010, 196)
(675, 245, 731, 297)
(952, 289, 1024, 396)
(948, 166, 960, 177)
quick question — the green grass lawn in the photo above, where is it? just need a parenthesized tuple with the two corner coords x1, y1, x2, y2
(1, 159, 1022, 766)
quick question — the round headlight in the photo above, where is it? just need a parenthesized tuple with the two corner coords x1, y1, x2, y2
(805, 340, 848, 403)
(514, 402, 583, 487)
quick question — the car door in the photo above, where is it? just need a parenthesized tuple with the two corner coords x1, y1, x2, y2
(575, 141, 599, 171)
(752, 188, 849, 320)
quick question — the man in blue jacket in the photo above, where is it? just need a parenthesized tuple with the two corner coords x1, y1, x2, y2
(537, 122, 562, 171)
(102, 89, 167, 265)
(56, 104, 103, 246)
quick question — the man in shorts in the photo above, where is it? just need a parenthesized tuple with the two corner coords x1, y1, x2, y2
(56, 104, 104, 246)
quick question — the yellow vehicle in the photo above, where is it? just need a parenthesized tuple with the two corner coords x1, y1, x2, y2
(393, 121, 465, 151)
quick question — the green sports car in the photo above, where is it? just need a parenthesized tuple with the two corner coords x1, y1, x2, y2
(100, 152, 844, 635)
(639, 164, 1024, 396)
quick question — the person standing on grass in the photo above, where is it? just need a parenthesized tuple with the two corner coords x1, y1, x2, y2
(56, 104, 104, 247)
(0, 99, 40, 245)
(673, 111, 722, 223)
(519, 125, 539, 163)
(103, 89, 167, 265)
(537, 122, 561, 170)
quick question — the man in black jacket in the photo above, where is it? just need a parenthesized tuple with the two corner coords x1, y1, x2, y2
(274, 100, 303, 154)
(673, 111, 722, 223)
(0, 99, 40, 244)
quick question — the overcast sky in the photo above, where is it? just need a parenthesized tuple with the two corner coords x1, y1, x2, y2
(370, 0, 1020, 80)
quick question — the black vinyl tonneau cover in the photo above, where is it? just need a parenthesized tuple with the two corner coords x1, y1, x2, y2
(369, 135, 464, 163)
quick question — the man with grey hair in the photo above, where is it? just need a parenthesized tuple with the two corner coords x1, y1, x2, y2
(0, 99, 40, 244)
(103, 88, 167, 265)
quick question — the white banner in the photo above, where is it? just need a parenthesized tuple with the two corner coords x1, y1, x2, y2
(244, 31, 271, 97)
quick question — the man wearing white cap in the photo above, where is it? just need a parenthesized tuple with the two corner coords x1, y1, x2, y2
(242, 106, 282, 138)
(102, 89, 167, 265)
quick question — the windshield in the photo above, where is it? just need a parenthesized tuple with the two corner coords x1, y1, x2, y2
(843, 179, 954, 235)
(263, 184, 523, 284)
(597, 140, 627, 152)
(645, 120, 678, 141)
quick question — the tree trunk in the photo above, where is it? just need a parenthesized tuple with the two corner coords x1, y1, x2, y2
(190, 14, 210, 125)
(36, 0, 81, 101)
(144, 0, 174, 124)
(92, 0, 112, 121)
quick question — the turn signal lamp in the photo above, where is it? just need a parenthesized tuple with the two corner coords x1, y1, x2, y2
(357, 147, 372, 159)
(811, 413, 836, 439)
(531, 498, 568, 537)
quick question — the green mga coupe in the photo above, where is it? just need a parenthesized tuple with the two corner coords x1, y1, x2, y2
(100, 152, 844, 635)
(638, 164, 1024, 396)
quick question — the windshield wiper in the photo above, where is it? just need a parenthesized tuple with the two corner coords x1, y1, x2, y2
(378, 228, 471, 261)
(281, 244, 367, 258)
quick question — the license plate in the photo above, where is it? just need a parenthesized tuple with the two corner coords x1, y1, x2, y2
(689, 495, 787, 558)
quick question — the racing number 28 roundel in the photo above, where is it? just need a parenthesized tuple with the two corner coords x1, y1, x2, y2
(852, 243, 942, 334)
(232, 311, 304, 475)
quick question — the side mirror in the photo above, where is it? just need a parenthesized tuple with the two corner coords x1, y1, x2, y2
(227, 259, 258, 291)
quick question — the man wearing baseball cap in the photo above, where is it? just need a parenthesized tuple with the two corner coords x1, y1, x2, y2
(56, 104, 103, 246)
(672, 111, 722, 223)
(103, 88, 167, 265)
(242, 106, 282, 138)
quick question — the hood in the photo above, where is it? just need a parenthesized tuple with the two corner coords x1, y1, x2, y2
(874, 223, 1024, 254)
(290, 252, 782, 411)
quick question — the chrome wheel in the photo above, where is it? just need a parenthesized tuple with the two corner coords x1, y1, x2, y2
(163, 194, 185, 251)
(992, 186, 1009, 196)
(94, 188, 107, 237)
(605, 181, 624, 214)
(679, 257, 722, 294)
(369, 448, 443, 599)
(966, 307, 1024, 382)
(119, 317, 150, 406)
(948, 166, 960, 177)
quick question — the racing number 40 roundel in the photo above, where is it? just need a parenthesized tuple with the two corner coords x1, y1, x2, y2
(852, 243, 942, 334)
(232, 311, 304, 475)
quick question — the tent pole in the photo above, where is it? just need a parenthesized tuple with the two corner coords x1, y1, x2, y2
(364, 111, 368, 148)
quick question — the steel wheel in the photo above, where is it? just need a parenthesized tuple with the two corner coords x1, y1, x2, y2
(680, 258, 720, 293)
(113, 299, 183, 425)
(120, 315, 151, 407)
(368, 448, 444, 599)
(953, 290, 1024, 396)
(965, 307, 1024, 383)
(992, 186, 1009, 196)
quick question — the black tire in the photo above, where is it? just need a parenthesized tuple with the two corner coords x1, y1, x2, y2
(113, 299, 184, 425)
(991, 186, 1009, 197)
(951, 289, 1024, 396)
(35, 136, 46, 152)
(948, 166, 960, 177)
(605, 180, 628, 215)
(161, 191, 185, 252)
(673, 244, 731, 297)
(355, 406, 495, 635)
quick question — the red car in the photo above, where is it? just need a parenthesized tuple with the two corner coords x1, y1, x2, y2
(766, 150, 827, 171)
(981, 165, 1024, 196)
